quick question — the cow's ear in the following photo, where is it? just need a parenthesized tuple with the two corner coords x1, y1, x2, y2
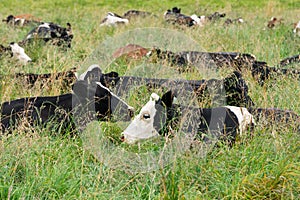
(160, 90, 175, 108)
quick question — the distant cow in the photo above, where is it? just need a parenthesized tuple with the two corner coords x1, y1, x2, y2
(164, 7, 196, 27)
(123, 10, 154, 19)
(21, 22, 73, 48)
(0, 67, 134, 133)
(224, 17, 244, 26)
(0, 42, 32, 64)
(147, 47, 256, 71)
(100, 12, 129, 27)
(121, 91, 255, 145)
(112, 44, 149, 59)
(267, 17, 283, 29)
(2, 14, 41, 26)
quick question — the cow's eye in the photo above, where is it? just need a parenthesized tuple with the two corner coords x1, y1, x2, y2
(141, 112, 151, 120)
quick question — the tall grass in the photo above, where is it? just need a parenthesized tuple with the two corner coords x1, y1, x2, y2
(0, 0, 299, 199)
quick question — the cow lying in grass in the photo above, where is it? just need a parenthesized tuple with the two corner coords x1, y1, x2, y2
(100, 12, 129, 27)
(121, 91, 299, 145)
(0, 42, 32, 64)
(21, 22, 73, 48)
(0, 68, 134, 134)
(164, 7, 205, 27)
(2, 14, 41, 26)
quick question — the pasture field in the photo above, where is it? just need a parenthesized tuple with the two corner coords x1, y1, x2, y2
(0, 0, 300, 199)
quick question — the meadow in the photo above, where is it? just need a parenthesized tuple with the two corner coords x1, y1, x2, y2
(0, 0, 300, 199)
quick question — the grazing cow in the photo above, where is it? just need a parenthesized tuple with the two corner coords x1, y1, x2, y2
(9, 42, 32, 63)
(293, 21, 300, 36)
(121, 91, 255, 145)
(21, 22, 73, 48)
(112, 44, 150, 59)
(164, 7, 196, 27)
(2, 14, 41, 26)
(100, 12, 129, 27)
(0, 69, 134, 133)
(123, 10, 154, 19)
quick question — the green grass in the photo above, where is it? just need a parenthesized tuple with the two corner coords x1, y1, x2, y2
(0, 0, 300, 199)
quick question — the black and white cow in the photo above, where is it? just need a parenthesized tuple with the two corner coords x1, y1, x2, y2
(121, 91, 255, 145)
(100, 12, 129, 27)
(164, 7, 204, 27)
(0, 42, 32, 64)
(121, 91, 300, 145)
(0, 67, 134, 133)
(21, 22, 73, 48)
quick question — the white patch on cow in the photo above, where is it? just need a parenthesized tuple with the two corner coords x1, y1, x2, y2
(100, 12, 129, 27)
(78, 64, 102, 81)
(293, 21, 300, 35)
(121, 93, 160, 144)
(224, 106, 255, 134)
(190, 14, 205, 26)
(95, 81, 134, 112)
(39, 22, 50, 29)
(10, 43, 32, 64)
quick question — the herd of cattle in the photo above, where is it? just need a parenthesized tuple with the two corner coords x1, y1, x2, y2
(0, 7, 299, 147)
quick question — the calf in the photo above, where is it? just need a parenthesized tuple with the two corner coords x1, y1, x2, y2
(112, 44, 149, 59)
(100, 12, 129, 27)
(0, 68, 134, 133)
(21, 22, 73, 48)
(121, 91, 255, 145)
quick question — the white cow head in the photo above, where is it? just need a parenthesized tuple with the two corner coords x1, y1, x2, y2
(121, 91, 176, 144)
(100, 12, 129, 27)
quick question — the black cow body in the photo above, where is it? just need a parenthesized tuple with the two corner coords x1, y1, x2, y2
(123, 10, 154, 19)
(0, 78, 133, 134)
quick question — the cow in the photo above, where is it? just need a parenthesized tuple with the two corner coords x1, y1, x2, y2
(147, 47, 256, 71)
(100, 12, 129, 27)
(0, 67, 134, 134)
(164, 7, 197, 27)
(224, 17, 244, 26)
(112, 44, 150, 59)
(207, 12, 226, 21)
(251, 60, 300, 86)
(21, 22, 73, 48)
(121, 91, 255, 145)
(121, 91, 299, 145)
(267, 17, 283, 29)
(123, 10, 154, 19)
(0, 42, 31, 64)
(103, 70, 254, 108)
(2, 14, 41, 26)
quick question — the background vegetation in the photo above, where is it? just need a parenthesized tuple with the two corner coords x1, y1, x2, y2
(0, 0, 300, 199)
